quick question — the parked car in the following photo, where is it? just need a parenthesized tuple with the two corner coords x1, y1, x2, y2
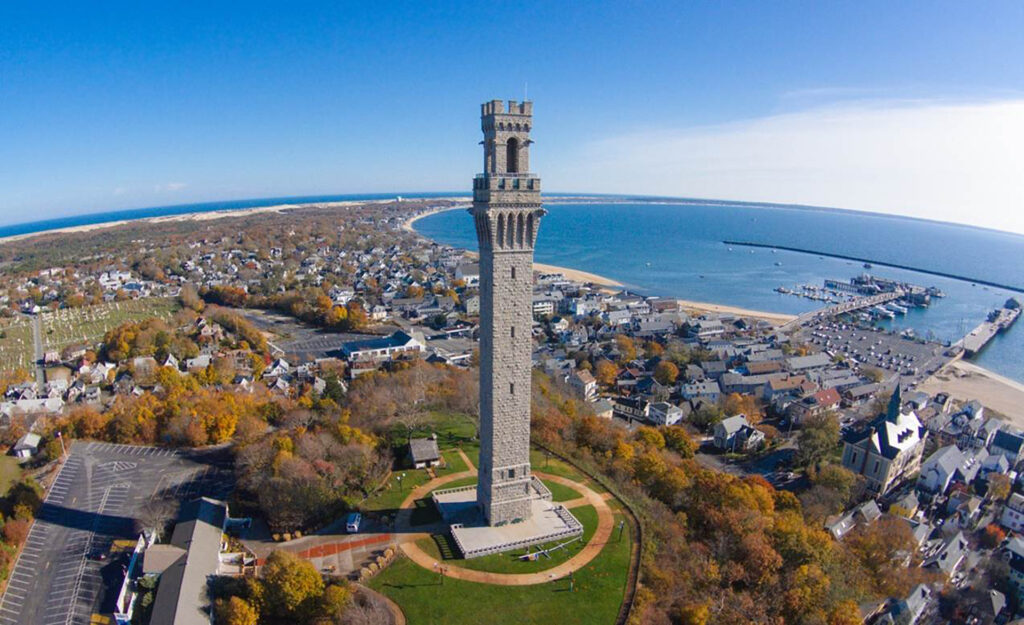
(346, 512, 362, 533)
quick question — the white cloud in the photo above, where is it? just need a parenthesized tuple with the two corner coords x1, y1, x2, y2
(112, 187, 127, 196)
(555, 99, 1024, 235)
(154, 182, 187, 193)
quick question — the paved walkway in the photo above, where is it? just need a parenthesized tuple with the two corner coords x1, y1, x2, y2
(396, 471, 615, 586)
(247, 446, 616, 587)
(456, 447, 476, 472)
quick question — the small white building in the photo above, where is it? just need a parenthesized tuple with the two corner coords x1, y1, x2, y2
(648, 401, 683, 426)
(568, 369, 597, 401)
(13, 433, 41, 459)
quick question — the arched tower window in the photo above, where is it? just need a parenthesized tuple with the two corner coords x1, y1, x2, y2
(506, 137, 519, 173)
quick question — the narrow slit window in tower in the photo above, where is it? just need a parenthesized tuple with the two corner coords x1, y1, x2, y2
(511, 266, 516, 279)
(509, 382, 514, 395)
(510, 326, 515, 338)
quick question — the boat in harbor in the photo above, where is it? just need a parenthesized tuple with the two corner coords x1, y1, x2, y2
(871, 305, 895, 319)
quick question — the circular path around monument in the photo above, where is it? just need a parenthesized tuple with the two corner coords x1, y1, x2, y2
(395, 459, 615, 586)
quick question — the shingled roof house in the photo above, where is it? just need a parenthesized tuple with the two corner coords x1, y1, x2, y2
(841, 385, 927, 494)
(408, 435, 442, 469)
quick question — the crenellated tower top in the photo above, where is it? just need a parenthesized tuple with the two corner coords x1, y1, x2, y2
(472, 99, 544, 252)
(480, 100, 535, 176)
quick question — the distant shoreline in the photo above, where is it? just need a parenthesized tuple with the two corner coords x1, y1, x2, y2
(0, 197, 472, 245)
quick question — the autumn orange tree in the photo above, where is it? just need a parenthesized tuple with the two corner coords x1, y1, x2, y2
(653, 360, 679, 385)
(528, 370, 877, 625)
(593, 358, 617, 387)
(722, 392, 763, 423)
(614, 334, 637, 362)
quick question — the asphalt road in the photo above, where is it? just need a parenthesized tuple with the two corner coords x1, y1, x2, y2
(0, 443, 233, 625)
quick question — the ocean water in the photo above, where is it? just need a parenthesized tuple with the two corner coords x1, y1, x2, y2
(414, 201, 1024, 383)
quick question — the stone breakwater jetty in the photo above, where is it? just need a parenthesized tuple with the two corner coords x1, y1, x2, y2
(724, 240, 1024, 294)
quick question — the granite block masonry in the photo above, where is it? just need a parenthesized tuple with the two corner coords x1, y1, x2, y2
(471, 99, 545, 526)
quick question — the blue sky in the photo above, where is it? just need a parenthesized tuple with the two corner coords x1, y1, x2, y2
(2, 2, 1023, 232)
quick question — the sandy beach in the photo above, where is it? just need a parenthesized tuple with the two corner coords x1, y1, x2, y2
(919, 359, 1024, 426)
(532, 262, 624, 288)
(400, 203, 469, 232)
(672, 300, 796, 323)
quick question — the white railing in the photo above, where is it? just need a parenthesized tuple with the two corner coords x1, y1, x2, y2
(452, 505, 584, 559)
(529, 477, 552, 501)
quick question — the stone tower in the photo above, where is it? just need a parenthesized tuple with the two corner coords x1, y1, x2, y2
(472, 100, 544, 526)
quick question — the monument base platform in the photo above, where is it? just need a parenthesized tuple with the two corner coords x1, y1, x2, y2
(432, 478, 583, 559)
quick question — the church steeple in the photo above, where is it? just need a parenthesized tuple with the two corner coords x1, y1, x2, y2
(886, 380, 903, 423)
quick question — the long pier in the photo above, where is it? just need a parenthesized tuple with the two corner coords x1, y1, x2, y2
(785, 291, 904, 329)
(958, 307, 1021, 356)
(724, 240, 1024, 294)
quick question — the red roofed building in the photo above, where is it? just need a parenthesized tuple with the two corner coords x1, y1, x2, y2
(788, 387, 842, 424)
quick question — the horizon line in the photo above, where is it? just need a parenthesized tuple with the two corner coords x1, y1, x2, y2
(1, 190, 1022, 242)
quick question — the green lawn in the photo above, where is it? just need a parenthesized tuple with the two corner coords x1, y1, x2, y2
(421, 505, 599, 574)
(0, 456, 21, 496)
(405, 411, 478, 446)
(542, 479, 582, 503)
(361, 468, 433, 513)
(530, 450, 607, 493)
(370, 510, 633, 625)
(435, 449, 468, 476)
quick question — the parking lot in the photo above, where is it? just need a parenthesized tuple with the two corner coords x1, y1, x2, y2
(797, 320, 952, 386)
(241, 309, 380, 361)
(0, 442, 233, 625)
